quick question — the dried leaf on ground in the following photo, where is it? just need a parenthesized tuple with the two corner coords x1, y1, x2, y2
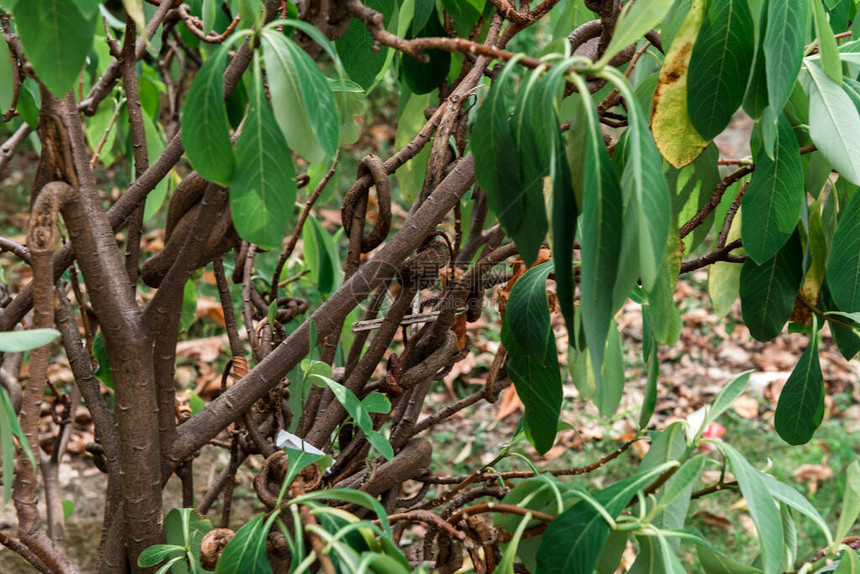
(495, 386, 523, 421)
(732, 395, 759, 419)
(793, 464, 833, 494)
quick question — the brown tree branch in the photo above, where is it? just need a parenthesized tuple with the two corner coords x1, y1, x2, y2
(120, 17, 149, 291)
(168, 153, 478, 472)
(14, 181, 79, 573)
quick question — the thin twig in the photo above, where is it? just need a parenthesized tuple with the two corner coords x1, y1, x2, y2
(679, 166, 753, 239)
(270, 158, 338, 299)
(0, 236, 31, 264)
(0, 531, 51, 574)
(89, 99, 124, 169)
(0, 123, 32, 174)
(448, 503, 554, 525)
(680, 239, 745, 273)
(420, 439, 639, 484)
(177, 5, 241, 43)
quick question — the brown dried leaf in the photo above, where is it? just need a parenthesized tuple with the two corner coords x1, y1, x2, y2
(452, 314, 467, 351)
(176, 336, 225, 362)
(195, 296, 226, 327)
(793, 464, 833, 494)
(732, 395, 759, 419)
(495, 386, 523, 421)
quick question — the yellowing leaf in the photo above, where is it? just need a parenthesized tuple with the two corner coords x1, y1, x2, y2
(122, 0, 146, 33)
(652, 0, 710, 168)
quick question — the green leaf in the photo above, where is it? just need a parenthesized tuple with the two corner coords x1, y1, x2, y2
(230, 65, 297, 250)
(827, 190, 860, 311)
(142, 113, 169, 221)
(598, 0, 673, 67)
(775, 319, 825, 445)
(501, 324, 562, 455)
(202, 0, 217, 34)
(801, 62, 860, 185)
(648, 231, 682, 345)
(740, 230, 804, 341)
(189, 392, 206, 415)
(598, 320, 624, 417)
(497, 513, 533, 574)
(17, 77, 41, 129)
(697, 543, 762, 573)
(629, 122, 671, 293)
(181, 46, 235, 186)
(742, 113, 804, 263)
(780, 503, 798, 572)
(337, 0, 394, 89)
(238, 0, 262, 29)
(138, 545, 185, 568)
(705, 371, 752, 427)
(280, 448, 326, 497)
(474, 64, 523, 248)
(719, 443, 784, 574)
(660, 455, 707, 510)
(570, 344, 596, 401)
(361, 392, 391, 414)
(511, 69, 550, 266)
(365, 430, 394, 462)
(412, 0, 434, 33)
(709, 260, 742, 317)
(640, 422, 687, 472)
(440, 0, 482, 31)
(605, 70, 671, 291)
(400, 12, 451, 95)
(538, 65, 578, 335)
(759, 473, 832, 545)
(261, 30, 339, 162)
(505, 261, 554, 364)
(12, 0, 96, 97)
(61, 499, 74, 521)
(765, 0, 808, 113)
(687, 0, 755, 140)
(179, 279, 198, 333)
(672, 143, 722, 253)
(535, 462, 676, 574)
(215, 514, 275, 574)
(0, 384, 34, 490)
(85, 99, 119, 168)
(330, 78, 367, 146)
(569, 75, 624, 388)
(812, 0, 842, 85)
(639, 345, 659, 428)
(309, 375, 393, 461)
(0, 36, 13, 113)
(595, 530, 629, 574)
(0, 328, 60, 352)
(291, 488, 393, 536)
(394, 89, 431, 202)
(836, 462, 860, 547)
(742, 0, 768, 120)
(92, 332, 114, 390)
(302, 216, 340, 294)
(75, 0, 101, 18)
(629, 534, 676, 574)
(822, 282, 860, 360)
(836, 551, 860, 574)
(656, 534, 687, 573)
(0, 389, 16, 505)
